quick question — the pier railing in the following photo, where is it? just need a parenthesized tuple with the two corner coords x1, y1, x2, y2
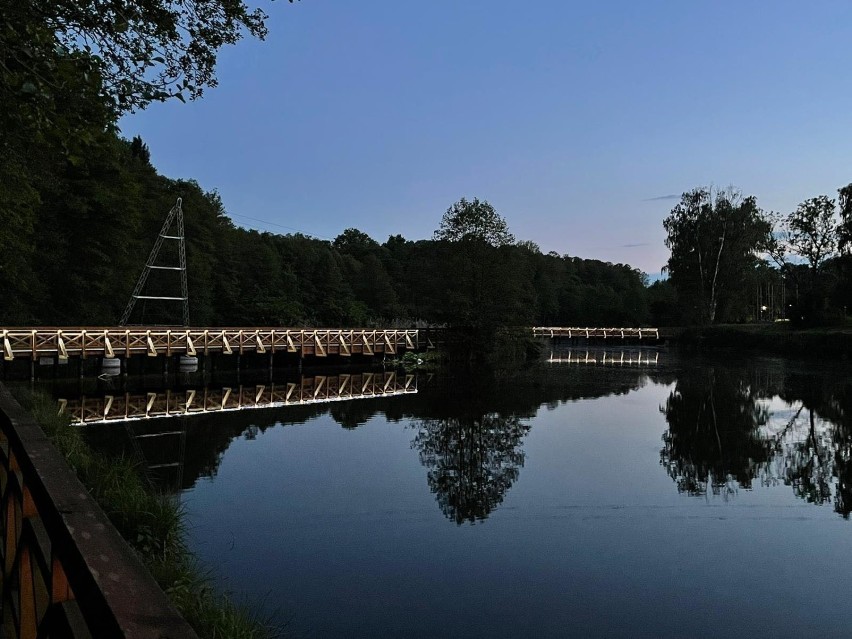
(532, 327, 659, 340)
(1, 327, 419, 361)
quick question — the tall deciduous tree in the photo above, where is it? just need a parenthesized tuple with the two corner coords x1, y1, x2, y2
(434, 197, 515, 246)
(663, 187, 771, 324)
(786, 196, 838, 274)
(836, 184, 852, 255)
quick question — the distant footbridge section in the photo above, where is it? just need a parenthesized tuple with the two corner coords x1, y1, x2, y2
(532, 327, 660, 340)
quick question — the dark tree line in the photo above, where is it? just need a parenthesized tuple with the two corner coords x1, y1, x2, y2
(661, 186, 852, 326)
(0, 130, 652, 328)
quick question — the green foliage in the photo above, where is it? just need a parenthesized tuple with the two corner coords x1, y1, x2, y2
(434, 197, 515, 246)
(0, 0, 297, 122)
(0, 129, 654, 329)
(663, 187, 772, 324)
(786, 195, 839, 272)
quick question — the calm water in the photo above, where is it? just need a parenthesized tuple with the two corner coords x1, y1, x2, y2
(76, 349, 852, 638)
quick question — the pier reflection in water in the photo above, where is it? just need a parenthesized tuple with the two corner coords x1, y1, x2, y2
(52, 351, 852, 638)
(546, 347, 659, 366)
(59, 371, 417, 424)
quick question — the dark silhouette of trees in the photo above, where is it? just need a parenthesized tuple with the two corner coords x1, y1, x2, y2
(663, 187, 772, 324)
(0, 145, 653, 328)
(786, 196, 839, 274)
(434, 197, 515, 246)
(1, 0, 295, 120)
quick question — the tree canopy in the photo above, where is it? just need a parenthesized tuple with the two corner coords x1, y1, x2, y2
(434, 197, 515, 246)
(786, 196, 839, 273)
(0, 130, 653, 331)
(663, 187, 772, 324)
(1, 0, 293, 120)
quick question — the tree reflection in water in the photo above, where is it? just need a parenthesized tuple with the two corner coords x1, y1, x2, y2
(412, 415, 530, 525)
(660, 367, 771, 497)
(773, 371, 852, 516)
(659, 361, 852, 517)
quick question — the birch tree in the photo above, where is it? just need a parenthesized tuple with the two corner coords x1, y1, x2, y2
(663, 187, 771, 324)
(838, 184, 852, 255)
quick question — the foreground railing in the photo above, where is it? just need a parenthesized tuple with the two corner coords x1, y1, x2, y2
(0, 385, 198, 638)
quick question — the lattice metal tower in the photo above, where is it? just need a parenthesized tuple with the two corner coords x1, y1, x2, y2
(119, 198, 190, 326)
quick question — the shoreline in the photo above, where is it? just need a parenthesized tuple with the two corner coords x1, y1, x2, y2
(665, 323, 852, 359)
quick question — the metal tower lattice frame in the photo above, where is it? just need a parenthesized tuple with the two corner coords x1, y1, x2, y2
(119, 198, 190, 326)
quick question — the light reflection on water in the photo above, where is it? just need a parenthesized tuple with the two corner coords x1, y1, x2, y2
(73, 350, 852, 638)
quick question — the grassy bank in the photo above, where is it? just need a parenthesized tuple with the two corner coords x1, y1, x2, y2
(673, 321, 852, 358)
(11, 387, 281, 639)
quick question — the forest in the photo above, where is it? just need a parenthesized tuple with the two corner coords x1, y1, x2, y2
(0, 4, 648, 330)
(0, 136, 650, 330)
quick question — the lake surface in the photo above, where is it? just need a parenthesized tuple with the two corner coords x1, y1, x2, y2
(74, 348, 852, 638)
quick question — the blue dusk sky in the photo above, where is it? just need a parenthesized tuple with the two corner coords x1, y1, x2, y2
(120, 0, 852, 276)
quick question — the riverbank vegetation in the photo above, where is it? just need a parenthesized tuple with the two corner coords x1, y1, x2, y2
(675, 321, 852, 358)
(9, 386, 282, 639)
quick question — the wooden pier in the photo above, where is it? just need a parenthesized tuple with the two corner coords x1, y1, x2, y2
(1, 327, 418, 361)
(532, 326, 659, 340)
(0, 326, 664, 364)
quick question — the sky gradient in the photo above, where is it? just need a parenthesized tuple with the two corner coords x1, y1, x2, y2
(120, 0, 852, 276)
